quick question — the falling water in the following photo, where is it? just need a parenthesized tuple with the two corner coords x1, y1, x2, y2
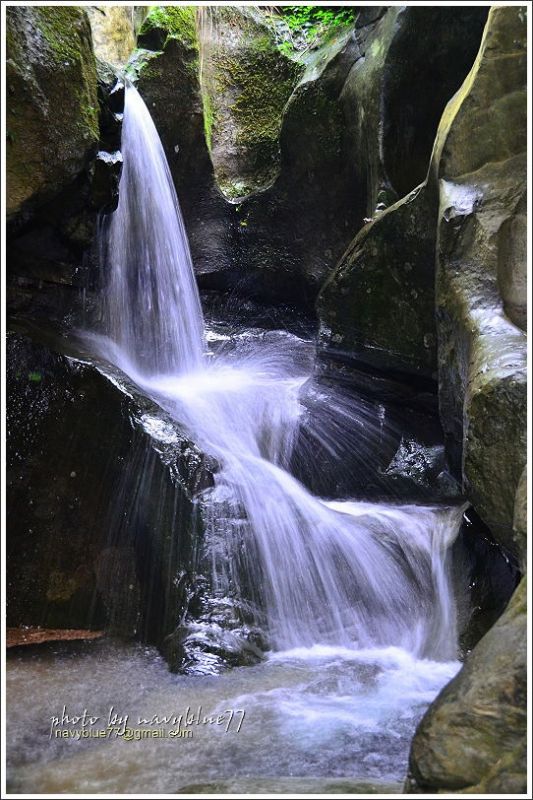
(94, 83, 462, 661)
(99, 84, 205, 374)
(6, 81, 469, 794)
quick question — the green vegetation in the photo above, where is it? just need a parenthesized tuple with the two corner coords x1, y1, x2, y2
(139, 6, 198, 49)
(202, 88, 215, 152)
(274, 6, 358, 53)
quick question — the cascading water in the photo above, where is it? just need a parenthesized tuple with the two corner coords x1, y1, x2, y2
(98, 84, 205, 375)
(94, 84, 463, 662)
(7, 82, 467, 794)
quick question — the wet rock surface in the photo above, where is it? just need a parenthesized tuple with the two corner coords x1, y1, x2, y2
(406, 9, 527, 792)
(6, 328, 213, 653)
(433, 5, 527, 554)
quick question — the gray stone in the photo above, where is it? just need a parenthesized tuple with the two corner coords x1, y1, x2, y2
(406, 577, 526, 793)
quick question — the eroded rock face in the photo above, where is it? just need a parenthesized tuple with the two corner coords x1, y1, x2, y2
(406, 578, 527, 794)
(6, 6, 99, 220)
(316, 6, 488, 373)
(406, 9, 527, 793)
(340, 6, 488, 223)
(434, 5, 527, 552)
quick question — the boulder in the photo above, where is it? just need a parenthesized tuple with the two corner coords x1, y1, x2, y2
(406, 577, 527, 793)
(434, 5, 527, 551)
(6, 328, 212, 651)
(86, 6, 147, 67)
(6, 6, 99, 220)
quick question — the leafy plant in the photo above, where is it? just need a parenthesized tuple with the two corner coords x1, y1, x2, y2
(270, 6, 358, 55)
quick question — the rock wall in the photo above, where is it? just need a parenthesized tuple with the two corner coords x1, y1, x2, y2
(405, 7, 527, 792)
(317, 6, 489, 377)
(130, 7, 487, 308)
(433, 5, 527, 554)
(6, 6, 123, 326)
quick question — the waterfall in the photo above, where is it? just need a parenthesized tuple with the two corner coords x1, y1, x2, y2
(95, 83, 462, 662)
(99, 84, 205, 375)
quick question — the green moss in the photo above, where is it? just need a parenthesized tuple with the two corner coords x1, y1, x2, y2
(140, 5, 198, 50)
(214, 47, 301, 174)
(33, 7, 85, 63)
(202, 89, 215, 152)
(124, 48, 163, 83)
(30, 8, 100, 142)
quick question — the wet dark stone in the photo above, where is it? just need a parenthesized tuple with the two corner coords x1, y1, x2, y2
(6, 328, 213, 653)
(452, 507, 520, 655)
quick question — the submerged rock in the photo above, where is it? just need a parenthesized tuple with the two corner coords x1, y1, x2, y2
(406, 577, 526, 794)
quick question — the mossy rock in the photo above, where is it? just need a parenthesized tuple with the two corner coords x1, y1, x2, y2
(198, 7, 302, 196)
(406, 578, 527, 793)
(138, 5, 198, 51)
(6, 6, 99, 218)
